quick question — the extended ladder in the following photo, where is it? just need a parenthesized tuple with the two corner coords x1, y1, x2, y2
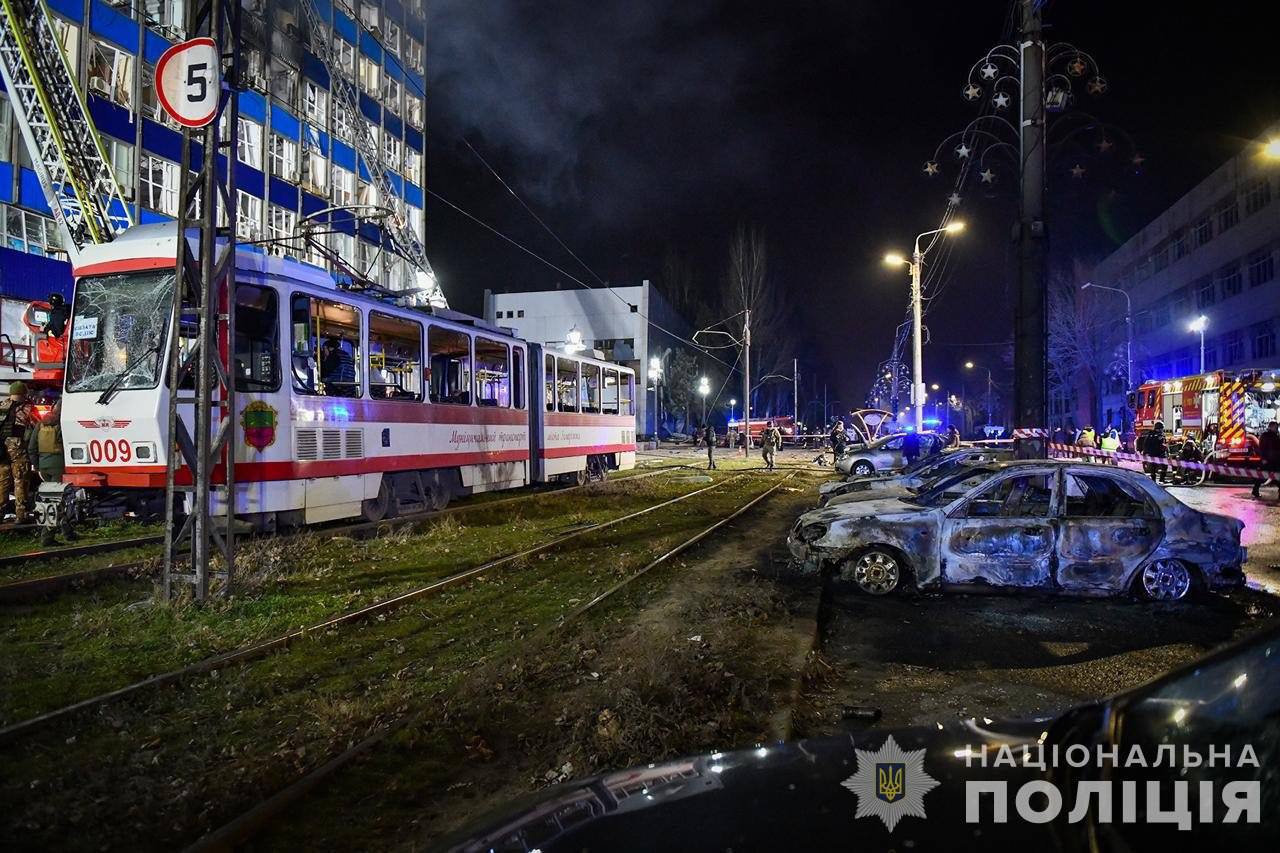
(0, 0, 133, 261)
(298, 0, 447, 309)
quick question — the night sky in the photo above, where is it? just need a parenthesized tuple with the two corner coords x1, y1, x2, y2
(422, 0, 1280, 411)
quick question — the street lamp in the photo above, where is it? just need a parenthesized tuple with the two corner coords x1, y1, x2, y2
(697, 376, 710, 425)
(729, 397, 737, 425)
(1189, 315, 1209, 371)
(1081, 281, 1133, 408)
(884, 220, 965, 432)
(564, 325, 586, 354)
(1264, 138, 1280, 159)
(964, 360, 993, 429)
(647, 356, 663, 438)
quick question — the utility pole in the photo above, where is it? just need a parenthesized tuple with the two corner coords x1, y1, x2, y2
(793, 357, 799, 426)
(742, 308, 751, 456)
(910, 247, 925, 433)
(1015, 0, 1048, 445)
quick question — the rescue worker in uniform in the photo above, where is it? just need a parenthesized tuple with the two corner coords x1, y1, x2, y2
(829, 418, 847, 464)
(43, 293, 70, 339)
(0, 381, 36, 523)
(762, 420, 782, 471)
(702, 423, 717, 470)
(945, 424, 962, 449)
(28, 397, 71, 544)
(1252, 421, 1280, 499)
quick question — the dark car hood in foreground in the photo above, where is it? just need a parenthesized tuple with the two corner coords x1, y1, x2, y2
(438, 718, 1056, 852)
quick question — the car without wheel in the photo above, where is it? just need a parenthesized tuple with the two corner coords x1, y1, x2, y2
(790, 460, 1246, 600)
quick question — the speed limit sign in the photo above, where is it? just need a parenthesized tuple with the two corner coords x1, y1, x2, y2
(155, 37, 220, 128)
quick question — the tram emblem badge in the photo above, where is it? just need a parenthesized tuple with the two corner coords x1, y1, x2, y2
(241, 401, 278, 451)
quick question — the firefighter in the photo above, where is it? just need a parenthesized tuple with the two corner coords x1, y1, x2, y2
(1252, 421, 1280, 499)
(761, 420, 782, 471)
(829, 418, 848, 463)
(43, 293, 70, 338)
(0, 381, 36, 524)
(1143, 422, 1169, 483)
(28, 397, 71, 544)
(702, 423, 717, 470)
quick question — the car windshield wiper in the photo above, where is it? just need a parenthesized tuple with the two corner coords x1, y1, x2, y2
(95, 342, 164, 406)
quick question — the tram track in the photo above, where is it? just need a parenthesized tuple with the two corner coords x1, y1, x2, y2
(0, 469, 735, 745)
(0, 468, 678, 604)
(184, 472, 797, 853)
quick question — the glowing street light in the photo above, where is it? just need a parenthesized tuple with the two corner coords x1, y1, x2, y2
(1189, 315, 1209, 371)
(885, 221, 965, 432)
(647, 356, 664, 438)
(697, 375, 711, 423)
(1264, 138, 1280, 159)
(964, 361, 994, 427)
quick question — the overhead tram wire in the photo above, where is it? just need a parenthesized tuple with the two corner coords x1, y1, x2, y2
(355, 21, 742, 374)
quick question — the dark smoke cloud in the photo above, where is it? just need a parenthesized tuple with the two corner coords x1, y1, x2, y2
(425, 0, 773, 229)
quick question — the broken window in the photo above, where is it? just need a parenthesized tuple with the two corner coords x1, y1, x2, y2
(602, 368, 619, 415)
(556, 357, 579, 413)
(428, 325, 472, 405)
(1064, 474, 1155, 518)
(88, 38, 133, 109)
(580, 362, 601, 413)
(368, 311, 423, 400)
(66, 270, 174, 393)
(234, 285, 280, 392)
(474, 337, 510, 407)
(962, 473, 1053, 518)
(290, 293, 362, 397)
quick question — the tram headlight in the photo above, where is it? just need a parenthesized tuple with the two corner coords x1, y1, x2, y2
(133, 442, 156, 462)
(69, 444, 87, 463)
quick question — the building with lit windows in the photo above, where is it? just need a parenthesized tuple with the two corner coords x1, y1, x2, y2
(0, 0, 428, 290)
(1054, 126, 1280, 430)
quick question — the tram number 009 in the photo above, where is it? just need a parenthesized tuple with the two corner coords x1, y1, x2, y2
(88, 439, 132, 463)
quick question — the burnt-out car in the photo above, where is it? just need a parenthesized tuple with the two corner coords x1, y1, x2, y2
(440, 626, 1279, 852)
(819, 447, 1014, 506)
(789, 461, 1246, 599)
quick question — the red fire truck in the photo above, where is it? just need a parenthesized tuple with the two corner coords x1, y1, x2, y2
(1132, 369, 1280, 464)
(725, 415, 798, 447)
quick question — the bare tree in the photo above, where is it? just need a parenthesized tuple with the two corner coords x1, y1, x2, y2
(722, 225, 792, 415)
(1047, 272, 1127, 427)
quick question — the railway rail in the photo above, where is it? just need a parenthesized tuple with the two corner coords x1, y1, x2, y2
(0, 468, 681, 604)
(185, 472, 797, 852)
(0, 469, 744, 745)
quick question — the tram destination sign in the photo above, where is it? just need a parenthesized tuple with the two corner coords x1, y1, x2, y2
(155, 37, 221, 129)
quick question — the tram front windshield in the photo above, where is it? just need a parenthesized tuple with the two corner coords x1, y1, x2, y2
(65, 270, 175, 393)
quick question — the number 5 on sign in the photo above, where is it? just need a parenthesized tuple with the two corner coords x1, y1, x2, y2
(155, 37, 221, 128)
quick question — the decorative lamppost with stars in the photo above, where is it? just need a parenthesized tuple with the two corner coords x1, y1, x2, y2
(920, 0, 1142, 449)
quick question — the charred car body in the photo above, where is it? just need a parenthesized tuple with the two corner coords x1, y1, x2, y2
(819, 446, 1014, 506)
(790, 461, 1245, 600)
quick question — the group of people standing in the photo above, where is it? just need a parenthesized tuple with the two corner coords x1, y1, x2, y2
(700, 420, 785, 471)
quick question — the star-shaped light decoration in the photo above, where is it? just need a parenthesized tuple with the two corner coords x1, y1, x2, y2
(992, 91, 1010, 109)
(1131, 153, 1146, 167)
(979, 63, 998, 80)
(1087, 76, 1108, 95)
(1097, 137, 1113, 153)
(979, 168, 995, 184)
(947, 192, 962, 206)
(1067, 56, 1087, 77)
(962, 83, 982, 101)
(1070, 163, 1086, 179)
(923, 161, 940, 176)
(954, 142, 971, 159)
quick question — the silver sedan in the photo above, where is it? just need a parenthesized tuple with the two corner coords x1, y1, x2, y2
(820, 447, 1013, 505)
(789, 461, 1246, 601)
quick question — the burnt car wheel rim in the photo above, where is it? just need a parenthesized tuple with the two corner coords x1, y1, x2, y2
(853, 552, 899, 595)
(1142, 559, 1191, 601)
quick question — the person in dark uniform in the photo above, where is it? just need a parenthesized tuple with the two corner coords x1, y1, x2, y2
(320, 337, 356, 391)
(0, 381, 36, 523)
(1253, 421, 1280, 499)
(702, 423, 717, 470)
(43, 293, 70, 338)
(761, 420, 782, 471)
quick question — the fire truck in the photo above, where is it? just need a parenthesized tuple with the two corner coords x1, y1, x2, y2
(1131, 369, 1280, 464)
(725, 415, 798, 447)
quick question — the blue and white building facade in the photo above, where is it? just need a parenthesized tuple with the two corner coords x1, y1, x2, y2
(0, 0, 428, 289)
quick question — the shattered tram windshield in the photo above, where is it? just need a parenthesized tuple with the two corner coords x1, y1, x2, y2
(65, 270, 175, 394)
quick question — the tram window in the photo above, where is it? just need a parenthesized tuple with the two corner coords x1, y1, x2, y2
(512, 346, 526, 409)
(368, 311, 423, 400)
(290, 293, 362, 398)
(428, 325, 472, 405)
(556, 357, 579, 412)
(620, 372, 634, 416)
(475, 337, 510, 407)
(602, 368, 619, 415)
(545, 353, 555, 412)
(581, 362, 601, 413)
(234, 285, 279, 392)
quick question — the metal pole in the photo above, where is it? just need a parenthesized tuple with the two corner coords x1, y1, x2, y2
(1199, 329, 1205, 372)
(986, 369, 993, 427)
(793, 356, 799, 426)
(1015, 0, 1048, 438)
(910, 249, 925, 432)
(742, 308, 751, 456)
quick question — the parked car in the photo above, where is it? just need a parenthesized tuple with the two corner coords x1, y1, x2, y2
(790, 461, 1246, 599)
(819, 447, 1014, 505)
(441, 625, 1279, 852)
(834, 432, 945, 477)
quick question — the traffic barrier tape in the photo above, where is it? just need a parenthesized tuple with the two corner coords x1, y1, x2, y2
(1046, 442, 1266, 480)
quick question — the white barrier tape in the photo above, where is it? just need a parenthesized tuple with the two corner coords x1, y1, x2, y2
(1013, 428, 1050, 438)
(1046, 442, 1265, 480)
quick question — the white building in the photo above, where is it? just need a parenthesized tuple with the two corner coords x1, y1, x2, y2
(482, 281, 692, 437)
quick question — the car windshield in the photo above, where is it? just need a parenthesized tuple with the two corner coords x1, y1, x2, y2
(65, 270, 175, 393)
(906, 465, 1000, 507)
